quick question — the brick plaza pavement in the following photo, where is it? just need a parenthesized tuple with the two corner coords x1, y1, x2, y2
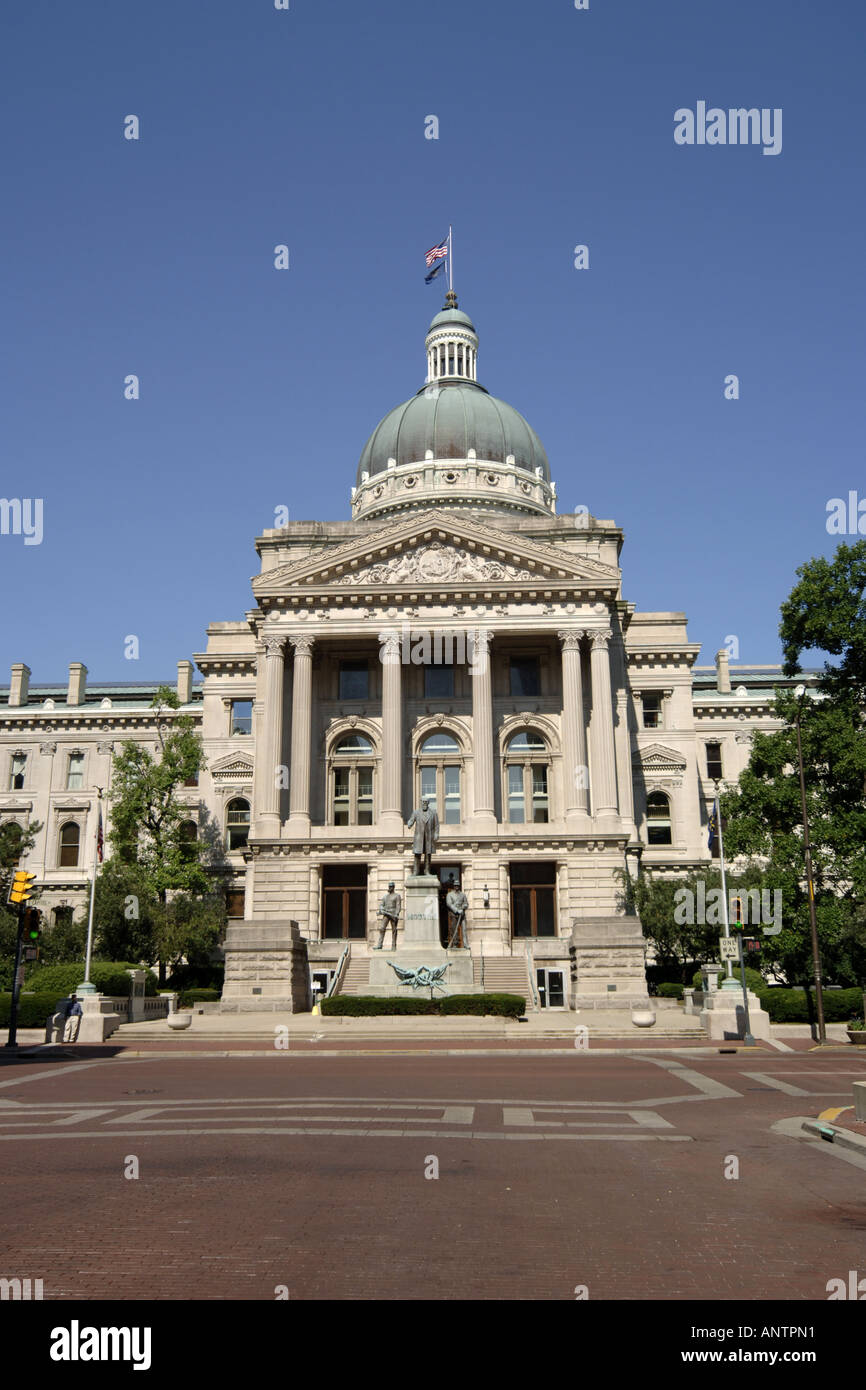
(1, 1048, 864, 1301)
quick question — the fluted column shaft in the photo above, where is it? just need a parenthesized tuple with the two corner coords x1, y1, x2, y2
(471, 630, 495, 825)
(558, 629, 589, 817)
(256, 634, 287, 837)
(589, 628, 619, 819)
(379, 629, 403, 833)
(287, 635, 314, 830)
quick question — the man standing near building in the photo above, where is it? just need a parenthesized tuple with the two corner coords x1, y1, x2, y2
(374, 882, 402, 950)
(62, 994, 83, 1043)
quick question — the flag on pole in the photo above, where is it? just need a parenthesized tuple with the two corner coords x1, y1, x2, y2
(96, 805, 104, 864)
(707, 799, 718, 851)
(425, 261, 446, 284)
(425, 238, 448, 268)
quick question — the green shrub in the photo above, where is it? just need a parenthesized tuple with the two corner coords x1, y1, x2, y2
(320, 993, 525, 1017)
(439, 993, 525, 1017)
(321, 995, 439, 1016)
(756, 986, 862, 1023)
(0, 993, 64, 1028)
(656, 982, 684, 999)
(168, 963, 225, 991)
(23, 962, 158, 998)
(178, 987, 221, 1007)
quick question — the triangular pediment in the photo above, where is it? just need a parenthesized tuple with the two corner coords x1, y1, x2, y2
(252, 509, 621, 596)
(210, 753, 254, 780)
(633, 742, 688, 771)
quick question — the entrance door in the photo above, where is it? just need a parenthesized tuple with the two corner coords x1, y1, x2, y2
(322, 865, 367, 939)
(536, 968, 565, 1010)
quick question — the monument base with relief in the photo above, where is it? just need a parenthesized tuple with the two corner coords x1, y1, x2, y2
(366, 873, 479, 996)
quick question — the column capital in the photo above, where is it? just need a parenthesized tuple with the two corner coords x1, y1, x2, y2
(377, 628, 402, 664)
(289, 634, 315, 658)
(557, 628, 587, 651)
(589, 627, 613, 651)
(262, 633, 288, 657)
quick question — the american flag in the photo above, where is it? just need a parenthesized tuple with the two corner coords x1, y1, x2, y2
(425, 238, 448, 268)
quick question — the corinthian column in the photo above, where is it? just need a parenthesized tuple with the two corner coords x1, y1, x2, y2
(558, 629, 589, 821)
(471, 629, 496, 829)
(589, 628, 619, 821)
(286, 635, 314, 837)
(378, 628, 403, 835)
(255, 634, 287, 838)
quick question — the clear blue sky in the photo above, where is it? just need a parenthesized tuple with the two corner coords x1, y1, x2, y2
(3, 0, 863, 682)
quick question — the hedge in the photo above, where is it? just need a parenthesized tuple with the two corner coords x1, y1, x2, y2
(321, 993, 525, 1017)
(756, 986, 862, 1024)
(0, 993, 64, 1028)
(23, 962, 158, 998)
(439, 993, 525, 1017)
(656, 982, 684, 1000)
(178, 988, 221, 1007)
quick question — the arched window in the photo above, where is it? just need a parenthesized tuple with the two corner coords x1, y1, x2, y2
(330, 735, 374, 826)
(418, 733, 461, 824)
(226, 798, 250, 851)
(59, 821, 81, 867)
(646, 792, 672, 846)
(505, 731, 549, 824)
(180, 820, 198, 860)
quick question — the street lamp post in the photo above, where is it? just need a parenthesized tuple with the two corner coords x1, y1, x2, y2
(793, 685, 826, 1045)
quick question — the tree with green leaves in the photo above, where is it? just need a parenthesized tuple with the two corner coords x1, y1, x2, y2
(99, 686, 223, 982)
(0, 819, 43, 989)
(721, 541, 866, 986)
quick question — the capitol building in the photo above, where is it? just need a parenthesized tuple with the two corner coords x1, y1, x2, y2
(1, 294, 807, 1010)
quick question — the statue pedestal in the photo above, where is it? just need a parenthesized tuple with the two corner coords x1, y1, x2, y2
(368, 875, 479, 996)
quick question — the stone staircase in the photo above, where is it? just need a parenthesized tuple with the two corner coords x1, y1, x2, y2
(474, 956, 534, 1007)
(337, 957, 371, 995)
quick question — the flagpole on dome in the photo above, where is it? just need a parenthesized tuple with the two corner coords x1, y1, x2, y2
(78, 787, 104, 997)
(448, 225, 453, 295)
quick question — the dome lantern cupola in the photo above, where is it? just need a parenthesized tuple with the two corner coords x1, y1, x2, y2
(425, 290, 479, 384)
(352, 296, 556, 522)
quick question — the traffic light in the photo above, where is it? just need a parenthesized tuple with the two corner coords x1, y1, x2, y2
(22, 909, 41, 960)
(8, 870, 37, 905)
(731, 895, 744, 928)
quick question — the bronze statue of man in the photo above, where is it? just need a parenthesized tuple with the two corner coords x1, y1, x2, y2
(374, 882, 401, 950)
(445, 886, 469, 949)
(407, 797, 439, 876)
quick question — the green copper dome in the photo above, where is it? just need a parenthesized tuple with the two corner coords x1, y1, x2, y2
(357, 380, 550, 484)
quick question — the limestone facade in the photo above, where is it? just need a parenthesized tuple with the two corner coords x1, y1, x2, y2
(0, 299, 816, 1009)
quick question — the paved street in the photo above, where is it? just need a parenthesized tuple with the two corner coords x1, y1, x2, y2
(1, 1047, 865, 1300)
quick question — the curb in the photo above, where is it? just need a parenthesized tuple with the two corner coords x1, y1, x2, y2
(801, 1119, 866, 1157)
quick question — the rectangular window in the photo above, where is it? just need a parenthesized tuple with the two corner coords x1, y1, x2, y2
(420, 766, 437, 802)
(357, 768, 373, 825)
(10, 754, 26, 790)
(507, 764, 525, 823)
(225, 890, 245, 919)
(706, 742, 723, 781)
(509, 657, 540, 697)
(531, 765, 549, 823)
(339, 661, 368, 700)
(184, 770, 199, 787)
(66, 753, 85, 789)
(443, 765, 461, 824)
(231, 700, 252, 735)
(510, 862, 557, 938)
(424, 665, 454, 698)
(333, 767, 350, 826)
(641, 693, 661, 729)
